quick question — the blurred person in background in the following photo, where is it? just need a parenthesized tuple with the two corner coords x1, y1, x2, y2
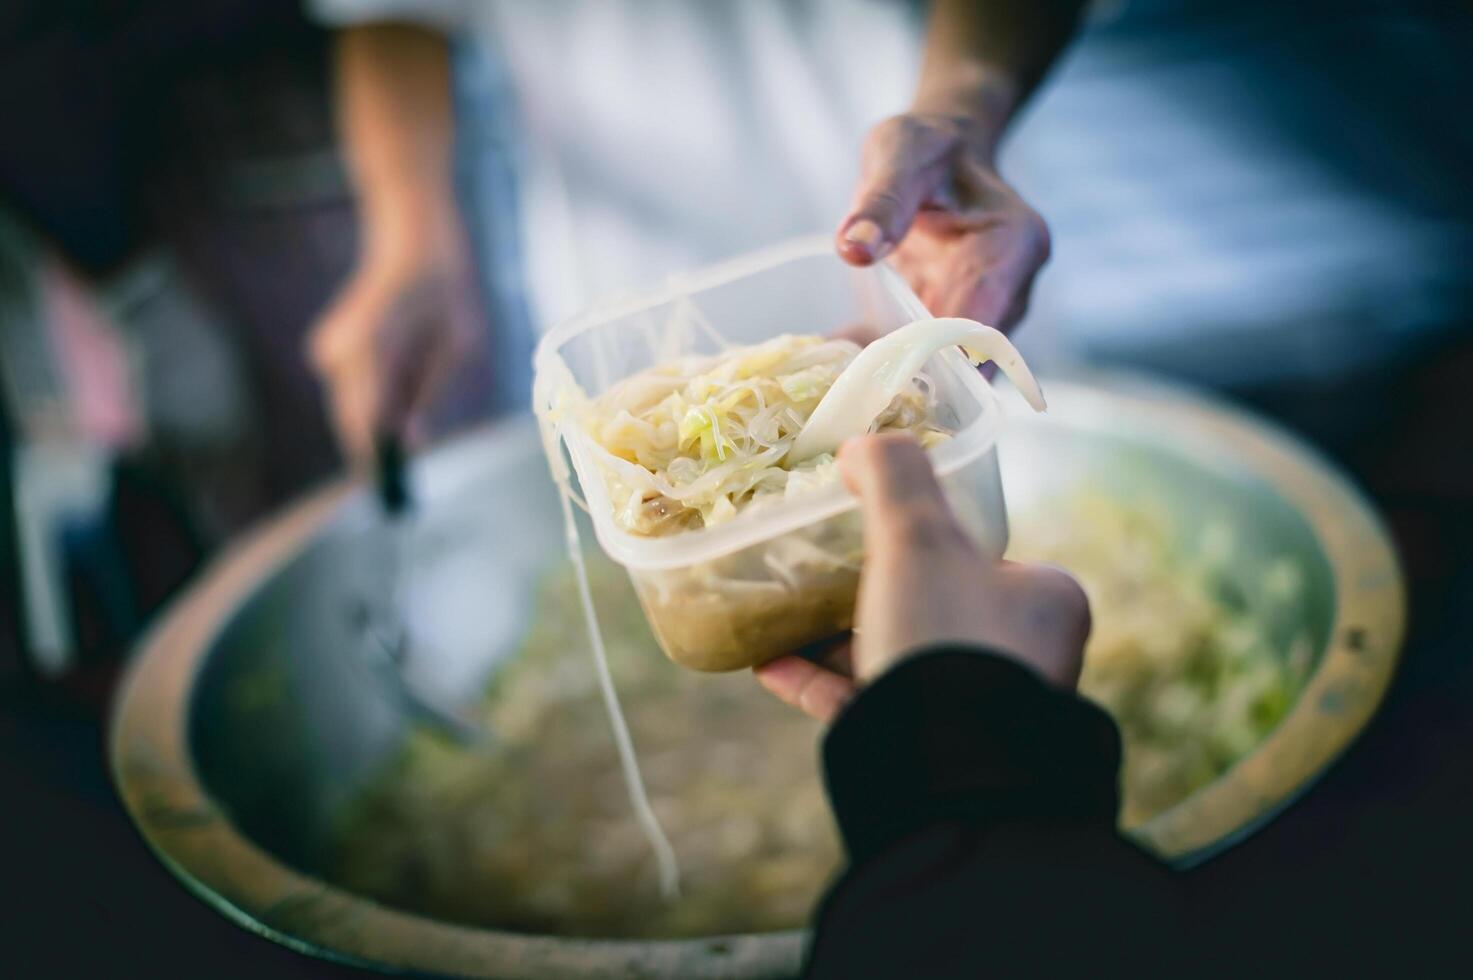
(315, 0, 1472, 619)
(307, 20, 533, 464)
(309, 0, 1075, 459)
(0, 6, 504, 975)
(1, 0, 346, 677)
(312, 0, 1471, 446)
(0, 0, 506, 674)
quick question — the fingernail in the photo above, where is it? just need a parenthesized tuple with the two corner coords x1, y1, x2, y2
(843, 219, 889, 259)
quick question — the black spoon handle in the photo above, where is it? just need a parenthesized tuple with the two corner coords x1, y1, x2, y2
(374, 432, 412, 516)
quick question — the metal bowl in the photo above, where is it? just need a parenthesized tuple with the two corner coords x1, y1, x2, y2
(111, 372, 1404, 979)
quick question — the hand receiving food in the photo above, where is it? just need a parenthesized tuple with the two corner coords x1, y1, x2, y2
(836, 113, 1050, 333)
(755, 432, 1090, 722)
(308, 244, 480, 468)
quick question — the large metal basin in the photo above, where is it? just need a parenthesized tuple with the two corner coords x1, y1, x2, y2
(111, 372, 1403, 978)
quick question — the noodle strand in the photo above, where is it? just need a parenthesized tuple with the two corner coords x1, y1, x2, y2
(559, 489, 682, 897)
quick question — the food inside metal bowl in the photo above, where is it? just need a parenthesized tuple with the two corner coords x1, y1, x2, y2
(330, 468, 1321, 938)
(333, 557, 838, 939)
(1011, 493, 1314, 827)
(116, 376, 1401, 979)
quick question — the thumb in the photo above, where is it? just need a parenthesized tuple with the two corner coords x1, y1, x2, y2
(837, 433, 961, 552)
(836, 117, 956, 266)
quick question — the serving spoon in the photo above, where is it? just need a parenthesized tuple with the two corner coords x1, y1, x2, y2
(363, 434, 487, 747)
(788, 317, 1047, 463)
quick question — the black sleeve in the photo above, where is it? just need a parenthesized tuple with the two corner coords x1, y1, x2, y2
(804, 648, 1193, 979)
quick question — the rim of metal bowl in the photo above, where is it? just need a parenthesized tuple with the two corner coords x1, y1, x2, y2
(1036, 371, 1405, 865)
(109, 375, 1404, 978)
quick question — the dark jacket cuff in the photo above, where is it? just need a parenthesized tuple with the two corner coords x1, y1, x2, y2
(822, 647, 1123, 863)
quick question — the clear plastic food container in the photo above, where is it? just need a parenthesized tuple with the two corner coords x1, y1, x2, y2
(534, 236, 1009, 671)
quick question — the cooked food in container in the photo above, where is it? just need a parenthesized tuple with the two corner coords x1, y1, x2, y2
(533, 240, 1042, 671)
(544, 328, 1009, 670)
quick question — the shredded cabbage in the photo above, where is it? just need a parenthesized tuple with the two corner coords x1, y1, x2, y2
(577, 335, 951, 536)
(1008, 494, 1313, 825)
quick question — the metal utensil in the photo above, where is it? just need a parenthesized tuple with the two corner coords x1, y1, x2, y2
(366, 433, 485, 746)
